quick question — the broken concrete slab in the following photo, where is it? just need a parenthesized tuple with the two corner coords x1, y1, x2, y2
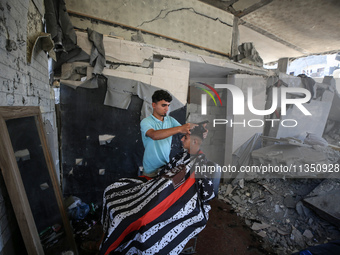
(303, 229, 313, 239)
(302, 179, 340, 228)
(99, 134, 115, 145)
(306, 179, 340, 197)
(264, 73, 336, 141)
(218, 176, 340, 254)
(72, 30, 272, 109)
(291, 227, 306, 249)
(76, 30, 270, 76)
(251, 222, 270, 231)
(261, 136, 307, 147)
(278, 84, 334, 139)
(76, 31, 153, 66)
(283, 195, 297, 209)
(225, 184, 234, 196)
(235, 42, 263, 67)
(101, 68, 152, 85)
(251, 144, 330, 177)
(303, 190, 340, 228)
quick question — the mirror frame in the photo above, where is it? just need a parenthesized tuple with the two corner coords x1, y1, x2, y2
(0, 106, 77, 255)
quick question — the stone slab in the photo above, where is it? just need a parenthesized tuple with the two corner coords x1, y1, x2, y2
(303, 190, 340, 228)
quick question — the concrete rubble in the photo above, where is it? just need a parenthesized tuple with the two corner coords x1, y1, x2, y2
(234, 42, 263, 67)
(219, 75, 340, 254)
(218, 178, 340, 254)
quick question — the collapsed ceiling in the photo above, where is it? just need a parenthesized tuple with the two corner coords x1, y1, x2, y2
(199, 0, 340, 64)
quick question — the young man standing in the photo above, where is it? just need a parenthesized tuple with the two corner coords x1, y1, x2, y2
(140, 90, 194, 177)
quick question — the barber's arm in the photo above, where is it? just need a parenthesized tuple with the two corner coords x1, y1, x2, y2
(146, 123, 196, 140)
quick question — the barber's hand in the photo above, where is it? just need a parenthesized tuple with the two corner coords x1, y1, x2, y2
(180, 123, 198, 134)
(189, 123, 198, 130)
(180, 123, 191, 134)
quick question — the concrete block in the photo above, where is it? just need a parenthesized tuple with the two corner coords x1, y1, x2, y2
(0, 92, 7, 106)
(277, 89, 334, 139)
(102, 68, 152, 85)
(150, 76, 188, 104)
(69, 0, 233, 55)
(0, 61, 19, 82)
(18, 93, 31, 106)
(306, 179, 340, 197)
(75, 31, 93, 55)
(153, 67, 189, 80)
(76, 31, 154, 66)
(113, 65, 153, 75)
(6, 94, 14, 105)
(0, 79, 12, 93)
(26, 96, 39, 105)
(154, 58, 190, 71)
(13, 83, 27, 95)
(7, 0, 28, 19)
(304, 191, 340, 228)
(0, 34, 6, 49)
(26, 83, 36, 96)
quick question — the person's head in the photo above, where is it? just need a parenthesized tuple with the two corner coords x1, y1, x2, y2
(181, 125, 205, 154)
(151, 90, 173, 119)
(152, 90, 172, 103)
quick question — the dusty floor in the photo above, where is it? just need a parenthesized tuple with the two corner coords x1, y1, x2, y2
(77, 198, 274, 255)
(193, 198, 274, 255)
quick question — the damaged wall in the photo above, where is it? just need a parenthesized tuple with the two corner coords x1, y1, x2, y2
(264, 73, 338, 141)
(65, 0, 234, 59)
(0, 0, 58, 253)
(75, 30, 191, 105)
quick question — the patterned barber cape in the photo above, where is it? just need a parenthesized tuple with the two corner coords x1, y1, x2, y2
(100, 150, 214, 255)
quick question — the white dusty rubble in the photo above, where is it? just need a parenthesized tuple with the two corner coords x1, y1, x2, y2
(218, 178, 340, 254)
(218, 114, 340, 254)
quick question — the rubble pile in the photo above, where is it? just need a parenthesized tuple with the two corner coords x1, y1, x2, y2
(324, 120, 340, 148)
(218, 178, 340, 254)
(217, 73, 340, 254)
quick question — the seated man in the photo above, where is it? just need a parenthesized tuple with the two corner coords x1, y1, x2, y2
(99, 125, 215, 255)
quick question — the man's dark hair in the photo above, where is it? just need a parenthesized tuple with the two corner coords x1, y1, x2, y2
(152, 90, 172, 103)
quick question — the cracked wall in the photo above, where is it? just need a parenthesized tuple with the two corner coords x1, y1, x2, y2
(65, 0, 234, 58)
(0, 0, 59, 253)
